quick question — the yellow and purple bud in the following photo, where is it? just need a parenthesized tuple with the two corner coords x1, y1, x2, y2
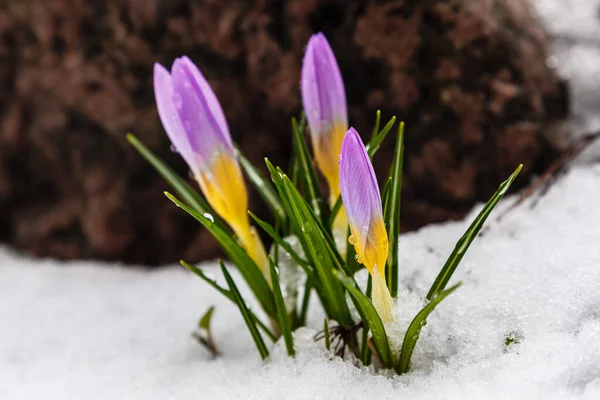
(339, 128, 394, 323)
(301, 32, 349, 242)
(154, 56, 268, 277)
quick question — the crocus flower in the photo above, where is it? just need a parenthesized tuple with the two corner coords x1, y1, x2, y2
(154, 56, 268, 277)
(339, 128, 394, 323)
(301, 33, 348, 239)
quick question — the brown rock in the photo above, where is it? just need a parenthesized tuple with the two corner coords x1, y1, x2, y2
(0, 0, 568, 265)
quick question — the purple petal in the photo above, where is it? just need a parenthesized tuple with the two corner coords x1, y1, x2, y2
(339, 128, 383, 252)
(171, 57, 234, 170)
(153, 63, 197, 175)
(301, 32, 347, 138)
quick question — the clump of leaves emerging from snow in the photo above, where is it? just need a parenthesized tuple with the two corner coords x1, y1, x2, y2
(128, 33, 521, 375)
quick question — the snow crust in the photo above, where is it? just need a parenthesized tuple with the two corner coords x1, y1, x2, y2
(2, 165, 600, 399)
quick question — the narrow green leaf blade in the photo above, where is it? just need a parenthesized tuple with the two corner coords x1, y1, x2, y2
(269, 259, 295, 357)
(126, 133, 227, 231)
(426, 165, 522, 300)
(280, 177, 352, 326)
(291, 117, 327, 223)
(397, 282, 461, 374)
(366, 116, 396, 159)
(335, 271, 393, 368)
(265, 159, 352, 325)
(166, 192, 276, 319)
(180, 260, 276, 342)
(383, 122, 404, 297)
(237, 150, 287, 224)
(327, 195, 343, 229)
(222, 265, 270, 360)
(360, 275, 373, 365)
(249, 211, 310, 271)
(370, 110, 382, 140)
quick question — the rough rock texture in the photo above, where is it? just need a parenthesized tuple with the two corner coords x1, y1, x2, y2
(0, 0, 568, 265)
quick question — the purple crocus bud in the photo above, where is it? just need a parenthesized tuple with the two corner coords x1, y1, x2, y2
(153, 57, 268, 275)
(339, 127, 394, 323)
(301, 32, 348, 203)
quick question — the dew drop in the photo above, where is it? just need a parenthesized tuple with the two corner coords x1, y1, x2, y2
(301, 222, 313, 233)
(381, 237, 388, 247)
(354, 255, 363, 264)
(170, 144, 178, 153)
(348, 235, 357, 245)
(420, 320, 427, 327)
(172, 93, 183, 109)
(202, 213, 215, 223)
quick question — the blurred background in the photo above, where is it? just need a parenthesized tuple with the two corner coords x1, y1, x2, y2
(0, 0, 575, 265)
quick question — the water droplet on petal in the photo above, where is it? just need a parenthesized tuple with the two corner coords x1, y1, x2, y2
(348, 235, 356, 245)
(173, 93, 183, 110)
(170, 144, 178, 153)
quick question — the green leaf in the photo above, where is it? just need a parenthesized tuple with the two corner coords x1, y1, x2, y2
(180, 260, 276, 342)
(426, 165, 522, 300)
(291, 116, 327, 223)
(165, 192, 276, 319)
(222, 265, 270, 360)
(397, 282, 461, 374)
(366, 116, 396, 159)
(383, 122, 405, 297)
(345, 226, 362, 275)
(335, 271, 393, 368)
(370, 110, 382, 140)
(327, 195, 343, 229)
(324, 318, 331, 351)
(265, 159, 352, 325)
(126, 133, 227, 231)
(360, 275, 373, 366)
(237, 150, 287, 224)
(279, 176, 353, 326)
(296, 281, 312, 329)
(199, 306, 216, 331)
(249, 211, 310, 272)
(269, 259, 295, 357)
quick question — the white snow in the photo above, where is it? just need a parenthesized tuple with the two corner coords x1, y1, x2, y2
(2, 165, 600, 399)
(534, 0, 600, 155)
(2, 1, 600, 398)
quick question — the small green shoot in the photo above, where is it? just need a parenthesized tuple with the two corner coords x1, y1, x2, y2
(192, 306, 219, 357)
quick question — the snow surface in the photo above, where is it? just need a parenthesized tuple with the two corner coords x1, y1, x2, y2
(3, 1, 600, 399)
(534, 0, 600, 159)
(2, 165, 600, 399)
